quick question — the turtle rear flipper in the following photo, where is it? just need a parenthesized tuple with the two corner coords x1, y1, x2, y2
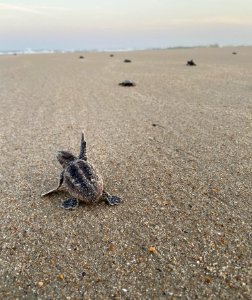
(103, 191, 122, 206)
(61, 198, 79, 210)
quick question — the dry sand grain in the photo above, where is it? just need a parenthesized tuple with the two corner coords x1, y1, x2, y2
(0, 48, 252, 299)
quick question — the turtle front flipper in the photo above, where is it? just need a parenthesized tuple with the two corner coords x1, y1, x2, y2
(79, 132, 87, 161)
(61, 198, 79, 210)
(102, 191, 122, 206)
(41, 171, 64, 197)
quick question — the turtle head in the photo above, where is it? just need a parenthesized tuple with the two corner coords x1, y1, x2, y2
(57, 151, 77, 168)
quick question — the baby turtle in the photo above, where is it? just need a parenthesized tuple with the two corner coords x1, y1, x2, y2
(119, 80, 136, 87)
(186, 59, 197, 66)
(41, 133, 122, 209)
(124, 59, 131, 63)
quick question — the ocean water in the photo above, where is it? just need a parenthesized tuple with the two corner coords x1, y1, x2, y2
(0, 47, 139, 56)
(0, 44, 229, 56)
(0, 49, 71, 55)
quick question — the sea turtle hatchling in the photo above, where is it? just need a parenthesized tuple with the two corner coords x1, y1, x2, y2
(41, 133, 122, 209)
(119, 80, 136, 87)
(186, 59, 197, 66)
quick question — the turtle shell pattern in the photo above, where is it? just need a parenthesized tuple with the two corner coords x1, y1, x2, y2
(62, 159, 103, 203)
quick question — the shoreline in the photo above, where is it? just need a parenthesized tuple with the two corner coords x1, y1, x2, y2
(0, 45, 251, 56)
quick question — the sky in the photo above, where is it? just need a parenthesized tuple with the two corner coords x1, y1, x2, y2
(0, 0, 252, 51)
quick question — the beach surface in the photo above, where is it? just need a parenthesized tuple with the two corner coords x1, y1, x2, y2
(0, 48, 251, 299)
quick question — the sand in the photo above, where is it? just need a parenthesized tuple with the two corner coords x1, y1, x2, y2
(0, 47, 251, 299)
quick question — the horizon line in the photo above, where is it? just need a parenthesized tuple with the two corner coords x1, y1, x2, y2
(0, 44, 251, 55)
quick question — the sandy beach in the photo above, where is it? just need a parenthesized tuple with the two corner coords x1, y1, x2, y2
(0, 47, 251, 299)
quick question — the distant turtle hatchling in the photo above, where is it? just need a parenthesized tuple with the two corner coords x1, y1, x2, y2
(186, 59, 197, 66)
(119, 80, 136, 87)
(41, 133, 122, 209)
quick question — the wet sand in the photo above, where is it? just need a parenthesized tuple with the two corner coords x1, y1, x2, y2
(0, 47, 251, 299)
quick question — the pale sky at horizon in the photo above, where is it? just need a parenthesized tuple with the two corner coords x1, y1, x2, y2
(0, 0, 252, 51)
